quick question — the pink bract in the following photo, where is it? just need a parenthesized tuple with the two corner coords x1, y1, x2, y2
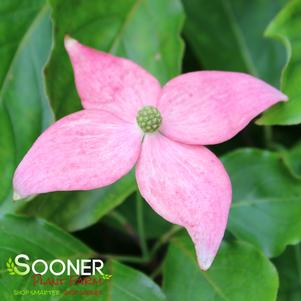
(13, 37, 287, 270)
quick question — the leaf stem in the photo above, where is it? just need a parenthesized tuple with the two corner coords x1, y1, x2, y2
(150, 262, 164, 279)
(264, 126, 273, 149)
(108, 210, 138, 242)
(136, 191, 149, 259)
(149, 225, 182, 258)
(101, 254, 149, 264)
(98, 224, 182, 265)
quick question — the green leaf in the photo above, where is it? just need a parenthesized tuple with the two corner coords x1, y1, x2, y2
(222, 148, 301, 257)
(258, 0, 301, 125)
(0, 0, 54, 212)
(163, 234, 278, 301)
(102, 260, 166, 300)
(274, 243, 301, 301)
(0, 214, 166, 300)
(0, 214, 93, 300)
(282, 141, 301, 179)
(182, 0, 286, 86)
(47, 0, 184, 118)
(20, 171, 137, 231)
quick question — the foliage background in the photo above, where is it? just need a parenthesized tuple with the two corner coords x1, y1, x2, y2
(1, 0, 301, 300)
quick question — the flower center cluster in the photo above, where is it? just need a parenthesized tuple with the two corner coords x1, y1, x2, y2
(136, 106, 162, 133)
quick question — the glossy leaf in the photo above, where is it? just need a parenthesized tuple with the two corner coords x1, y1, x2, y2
(0, 214, 165, 300)
(258, 0, 301, 125)
(274, 243, 301, 301)
(47, 0, 185, 118)
(20, 172, 137, 232)
(0, 0, 53, 212)
(282, 142, 301, 179)
(102, 260, 166, 300)
(0, 214, 93, 300)
(223, 148, 301, 257)
(182, 0, 286, 86)
(163, 234, 278, 301)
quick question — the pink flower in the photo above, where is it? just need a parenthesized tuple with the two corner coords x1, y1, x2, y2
(13, 37, 287, 270)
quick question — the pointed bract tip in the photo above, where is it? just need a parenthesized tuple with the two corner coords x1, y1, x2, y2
(282, 92, 289, 102)
(194, 244, 216, 271)
(197, 255, 213, 271)
(13, 191, 23, 201)
(64, 35, 78, 51)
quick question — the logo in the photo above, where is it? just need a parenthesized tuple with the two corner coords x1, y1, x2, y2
(6, 254, 112, 297)
(6, 257, 24, 276)
(6, 254, 112, 279)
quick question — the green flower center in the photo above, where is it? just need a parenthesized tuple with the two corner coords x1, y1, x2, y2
(136, 106, 162, 133)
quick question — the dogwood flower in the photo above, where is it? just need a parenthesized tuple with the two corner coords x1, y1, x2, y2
(13, 37, 287, 270)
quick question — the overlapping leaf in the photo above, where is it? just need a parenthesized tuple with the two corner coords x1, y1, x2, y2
(274, 243, 301, 301)
(258, 0, 301, 125)
(0, 0, 53, 212)
(182, 0, 286, 86)
(183, 0, 301, 126)
(0, 214, 166, 300)
(163, 234, 278, 301)
(21, 172, 137, 232)
(223, 148, 301, 257)
(0, 214, 92, 300)
(282, 142, 301, 179)
(102, 260, 166, 300)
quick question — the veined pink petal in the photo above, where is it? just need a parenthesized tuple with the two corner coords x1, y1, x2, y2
(65, 37, 161, 122)
(158, 71, 288, 145)
(13, 110, 142, 198)
(136, 134, 231, 270)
